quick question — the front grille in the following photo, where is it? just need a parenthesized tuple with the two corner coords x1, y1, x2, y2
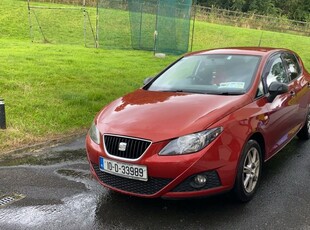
(92, 163, 172, 195)
(172, 171, 221, 192)
(104, 135, 151, 159)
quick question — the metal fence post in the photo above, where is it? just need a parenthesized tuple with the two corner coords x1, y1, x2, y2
(0, 99, 6, 129)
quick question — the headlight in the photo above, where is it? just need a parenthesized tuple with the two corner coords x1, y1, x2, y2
(159, 127, 223, 155)
(89, 122, 101, 145)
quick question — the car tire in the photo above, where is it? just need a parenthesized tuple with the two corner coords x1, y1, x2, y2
(297, 110, 310, 140)
(233, 140, 262, 203)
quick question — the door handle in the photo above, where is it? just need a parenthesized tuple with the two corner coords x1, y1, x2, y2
(290, 91, 296, 97)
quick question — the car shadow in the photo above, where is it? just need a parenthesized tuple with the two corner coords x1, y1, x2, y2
(94, 191, 245, 229)
(261, 137, 307, 180)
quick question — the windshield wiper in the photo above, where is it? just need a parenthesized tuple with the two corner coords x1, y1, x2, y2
(162, 89, 206, 94)
(162, 89, 184, 92)
(217, 91, 245, 95)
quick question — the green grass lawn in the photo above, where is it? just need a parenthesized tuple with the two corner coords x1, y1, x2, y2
(193, 21, 310, 66)
(1, 0, 310, 152)
(0, 38, 175, 151)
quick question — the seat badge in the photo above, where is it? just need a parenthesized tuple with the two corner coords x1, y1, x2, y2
(118, 142, 127, 151)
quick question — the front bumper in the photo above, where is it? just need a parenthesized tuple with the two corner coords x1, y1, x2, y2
(86, 133, 239, 198)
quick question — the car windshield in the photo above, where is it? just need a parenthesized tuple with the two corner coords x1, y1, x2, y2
(147, 54, 261, 95)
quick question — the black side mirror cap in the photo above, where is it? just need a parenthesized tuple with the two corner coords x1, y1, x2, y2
(267, 81, 289, 102)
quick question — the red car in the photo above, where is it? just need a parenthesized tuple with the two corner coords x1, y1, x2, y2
(86, 47, 310, 202)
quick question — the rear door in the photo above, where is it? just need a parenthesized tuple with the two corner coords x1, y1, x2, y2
(281, 51, 309, 125)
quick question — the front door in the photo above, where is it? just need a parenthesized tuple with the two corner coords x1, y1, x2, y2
(262, 53, 300, 159)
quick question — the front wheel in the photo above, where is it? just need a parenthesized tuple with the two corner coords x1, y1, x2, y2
(234, 140, 262, 202)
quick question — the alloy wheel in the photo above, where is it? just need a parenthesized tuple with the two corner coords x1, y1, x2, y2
(242, 147, 260, 193)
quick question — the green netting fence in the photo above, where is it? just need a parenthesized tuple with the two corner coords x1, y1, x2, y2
(96, 1, 132, 49)
(27, 0, 194, 54)
(97, 0, 193, 55)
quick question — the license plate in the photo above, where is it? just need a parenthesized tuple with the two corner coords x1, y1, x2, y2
(99, 157, 148, 181)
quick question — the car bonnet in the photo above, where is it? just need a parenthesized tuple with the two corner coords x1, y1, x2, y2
(96, 89, 251, 142)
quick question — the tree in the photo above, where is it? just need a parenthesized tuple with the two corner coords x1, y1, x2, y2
(196, 0, 310, 22)
(231, 0, 246, 11)
(246, 0, 279, 15)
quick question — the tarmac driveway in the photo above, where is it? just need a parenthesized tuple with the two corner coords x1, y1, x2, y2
(0, 136, 309, 230)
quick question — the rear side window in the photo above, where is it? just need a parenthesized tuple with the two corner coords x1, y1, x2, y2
(282, 52, 301, 80)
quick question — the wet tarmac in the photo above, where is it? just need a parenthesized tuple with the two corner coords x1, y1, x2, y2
(0, 136, 309, 230)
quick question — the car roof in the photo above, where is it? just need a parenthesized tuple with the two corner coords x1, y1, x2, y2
(185, 47, 291, 57)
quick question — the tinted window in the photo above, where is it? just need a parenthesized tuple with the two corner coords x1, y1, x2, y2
(147, 54, 261, 95)
(282, 52, 301, 80)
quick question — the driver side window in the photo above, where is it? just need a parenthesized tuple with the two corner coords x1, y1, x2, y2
(266, 57, 289, 87)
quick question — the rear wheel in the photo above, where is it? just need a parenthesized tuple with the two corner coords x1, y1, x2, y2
(234, 140, 262, 202)
(297, 110, 310, 140)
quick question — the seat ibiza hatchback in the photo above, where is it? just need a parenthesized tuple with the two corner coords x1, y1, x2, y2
(86, 47, 310, 202)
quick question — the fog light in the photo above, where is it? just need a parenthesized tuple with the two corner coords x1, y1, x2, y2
(195, 175, 207, 184)
(190, 174, 207, 189)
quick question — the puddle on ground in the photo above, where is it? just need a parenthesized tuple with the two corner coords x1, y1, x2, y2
(0, 192, 100, 229)
(0, 149, 87, 167)
(56, 168, 91, 180)
(54, 168, 100, 191)
(0, 167, 107, 230)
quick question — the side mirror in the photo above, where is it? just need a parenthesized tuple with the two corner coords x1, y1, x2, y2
(267, 81, 289, 102)
(143, 77, 154, 85)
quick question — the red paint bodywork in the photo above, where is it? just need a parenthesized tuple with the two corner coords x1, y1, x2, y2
(86, 48, 310, 198)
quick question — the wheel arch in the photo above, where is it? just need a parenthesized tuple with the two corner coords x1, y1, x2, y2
(233, 131, 266, 184)
(248, 132, 266, 161)
(233, 132, 265, 202)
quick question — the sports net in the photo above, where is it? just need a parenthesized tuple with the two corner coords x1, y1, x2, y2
(97, 0, 193, 55)
(28, 4, 96, 47)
